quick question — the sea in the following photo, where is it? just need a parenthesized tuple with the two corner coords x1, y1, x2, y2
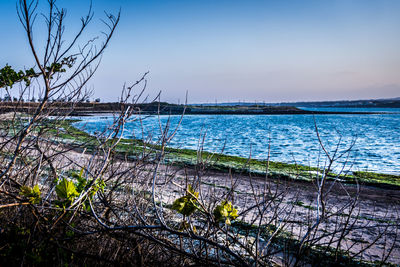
(72, 108, 400, 175)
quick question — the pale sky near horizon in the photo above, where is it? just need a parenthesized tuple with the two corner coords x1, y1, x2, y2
(0, 0, 399, 103)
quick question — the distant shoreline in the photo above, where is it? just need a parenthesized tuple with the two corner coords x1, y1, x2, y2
(0, 101, 390, 116)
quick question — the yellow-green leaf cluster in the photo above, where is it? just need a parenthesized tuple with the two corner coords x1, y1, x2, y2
(20, 185, 41, 204)
(55, 178, 79, 204)
(172, 185, 199, 216)
(213, 201, 238, 225)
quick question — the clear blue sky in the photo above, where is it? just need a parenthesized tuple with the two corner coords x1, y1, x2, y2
(1, 0, 399, 103)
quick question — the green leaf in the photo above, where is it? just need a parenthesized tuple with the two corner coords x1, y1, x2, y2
(20, 186, 32, 197)
(20, 185, 41, 204)
(32, 185, 41, 196)
(56, 178, 79, 202)
(213, 201, 238, 225)
(171, 185, 199, 216)
(172, 196, 196, 216)
(72, 168, 87, 193)
(0, 64, 38, 88)
(187, 184, 199, 198)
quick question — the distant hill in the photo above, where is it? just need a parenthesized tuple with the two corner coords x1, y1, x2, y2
(0, 101, 382, 116)
(195, 97, 400, 108)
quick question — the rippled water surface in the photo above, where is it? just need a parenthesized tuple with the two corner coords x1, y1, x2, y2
(73, 110, 400, 174)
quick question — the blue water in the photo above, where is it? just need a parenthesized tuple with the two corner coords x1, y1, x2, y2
(73, 112, 400, 174)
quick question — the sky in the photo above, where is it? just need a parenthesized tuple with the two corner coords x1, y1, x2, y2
(0, 0, 399, 104)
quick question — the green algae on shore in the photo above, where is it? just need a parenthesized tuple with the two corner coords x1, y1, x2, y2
(23, 118, 400, 189)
